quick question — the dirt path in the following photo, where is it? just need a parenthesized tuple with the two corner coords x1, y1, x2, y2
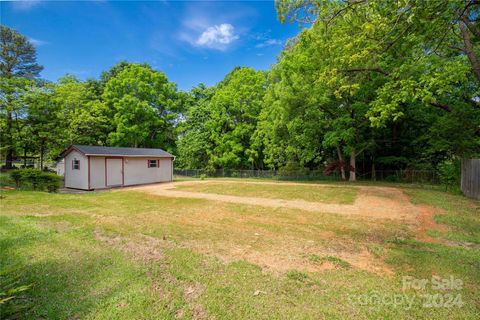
(122, 180, 418, 222)
(115, 180, 448, 275)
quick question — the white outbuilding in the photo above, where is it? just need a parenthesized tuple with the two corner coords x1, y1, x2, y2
(59, 145, 175, 190)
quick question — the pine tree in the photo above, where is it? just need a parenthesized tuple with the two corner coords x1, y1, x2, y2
(0, 25, 43, 168)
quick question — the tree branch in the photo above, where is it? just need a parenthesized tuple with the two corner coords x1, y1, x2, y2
(382, 24, 412, 53)
(429, 102, 452, 112)
(462, 16, 480, 38)
(326, 0, 366, 26)
(460, 19, 480, 82)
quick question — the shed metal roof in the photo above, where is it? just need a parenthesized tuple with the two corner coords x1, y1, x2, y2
(62, 145, 175, 158)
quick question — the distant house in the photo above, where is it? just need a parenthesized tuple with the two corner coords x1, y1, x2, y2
(59, 145, 175, 190)
(55, 159, 65, 176)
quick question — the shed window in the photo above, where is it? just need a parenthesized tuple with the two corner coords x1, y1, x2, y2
(72, 159, 80, 170)
(148, 159, 159, 168)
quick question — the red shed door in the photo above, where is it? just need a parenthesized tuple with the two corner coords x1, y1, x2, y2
(106, 158, 123, 187)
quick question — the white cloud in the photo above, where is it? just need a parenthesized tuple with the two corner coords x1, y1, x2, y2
(195, 24, 239, 50)
(255, 39, 283, 48)
(11, 0, 42, 10)
(28, 37, 48, 47)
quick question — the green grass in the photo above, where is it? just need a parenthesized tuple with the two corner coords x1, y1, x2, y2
(175, 181, 358, 204)
(406, 188, 480, 244)
(1, 186, 479, 319)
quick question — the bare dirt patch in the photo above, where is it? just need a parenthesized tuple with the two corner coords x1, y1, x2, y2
(182, 233, 393, 276)
(182, 283, 207, 320)
(94, 228, 172, 262)
(415, 205, 447, 243)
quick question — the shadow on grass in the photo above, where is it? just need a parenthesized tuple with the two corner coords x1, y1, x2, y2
(0, 216, 174, 319)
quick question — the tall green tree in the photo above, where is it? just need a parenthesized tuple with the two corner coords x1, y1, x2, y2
(176, 84, 216, 169)
(103, 64, 179, 149)
(24, 83, 63, 169)
(52, 75, 109, 148)
(271, 0, 480, 179)
(205, 67, 267, 169)
(275, 0, 480, 127)
(0, 25, 43, 168)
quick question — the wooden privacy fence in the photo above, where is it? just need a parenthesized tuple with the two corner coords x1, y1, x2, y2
(461, 159, 480, 200)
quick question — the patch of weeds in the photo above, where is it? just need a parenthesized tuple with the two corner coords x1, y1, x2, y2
(285, 270, 324, 291)
(307, 254, 351, 268)
(286, 270, 314, 283)
(366, 244, 386, 258)
(0, 265, 32, 318)
(387, 236, 408, 245)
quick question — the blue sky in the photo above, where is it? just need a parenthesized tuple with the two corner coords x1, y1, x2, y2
(1, 0, 301, 90)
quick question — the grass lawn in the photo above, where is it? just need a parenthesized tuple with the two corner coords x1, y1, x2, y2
(175, 181, 358, 204)
(1, 182, 479, 319)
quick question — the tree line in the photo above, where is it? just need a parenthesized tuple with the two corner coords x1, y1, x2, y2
(1, 0, 479, 181)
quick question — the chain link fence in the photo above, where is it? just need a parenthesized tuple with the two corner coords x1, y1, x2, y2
(174, 168, 439, 184)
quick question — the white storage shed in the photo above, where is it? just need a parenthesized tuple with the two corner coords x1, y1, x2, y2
(59, 145, 175, 190)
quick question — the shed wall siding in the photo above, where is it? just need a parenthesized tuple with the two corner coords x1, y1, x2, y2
(124, 157, 172, 186)
(90, 156, 106, 189)
(64, 150, 88, 189)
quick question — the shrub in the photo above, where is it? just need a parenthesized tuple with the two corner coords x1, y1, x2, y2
(203, 167, 216, 177)
(385, 174, 400, 182)
(278, 161, 307, 178)
(199, 174, 207, 180)
(10, 169, 62, 192)
(437, 159, 461, 192)
(42, 172, 62, 192)
(9, 170, 21, 188)
(19, 169, 43, 190)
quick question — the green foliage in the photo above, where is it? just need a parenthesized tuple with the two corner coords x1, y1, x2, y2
(0, 266, 32, 319)
(103, 64, 179, 149)
(0, 25, 43, 170)
(269, 0, 480, 172)
(9, 170, 21, 188)
(11, 169, 62, 192)
(0, 25, 43, 78)
(206, 67, 267, 169)
(53, 75, 109, 149)
(176, 84, 215, 169)
(278, 161, 307, 177)
(376, 157, 409, 169)
(177, 68, 267, 170)
(437, 159, 461, 192)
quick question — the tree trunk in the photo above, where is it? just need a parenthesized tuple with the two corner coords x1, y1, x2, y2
(336, 145, 346, 180)
(5, 111, 14, 169)
(23, 148, 27, 168)
(371, 162, 376, 181)
(460, 19, 480, 82)
(40, 142, 44, 170)
(349, 148, 356, 182)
